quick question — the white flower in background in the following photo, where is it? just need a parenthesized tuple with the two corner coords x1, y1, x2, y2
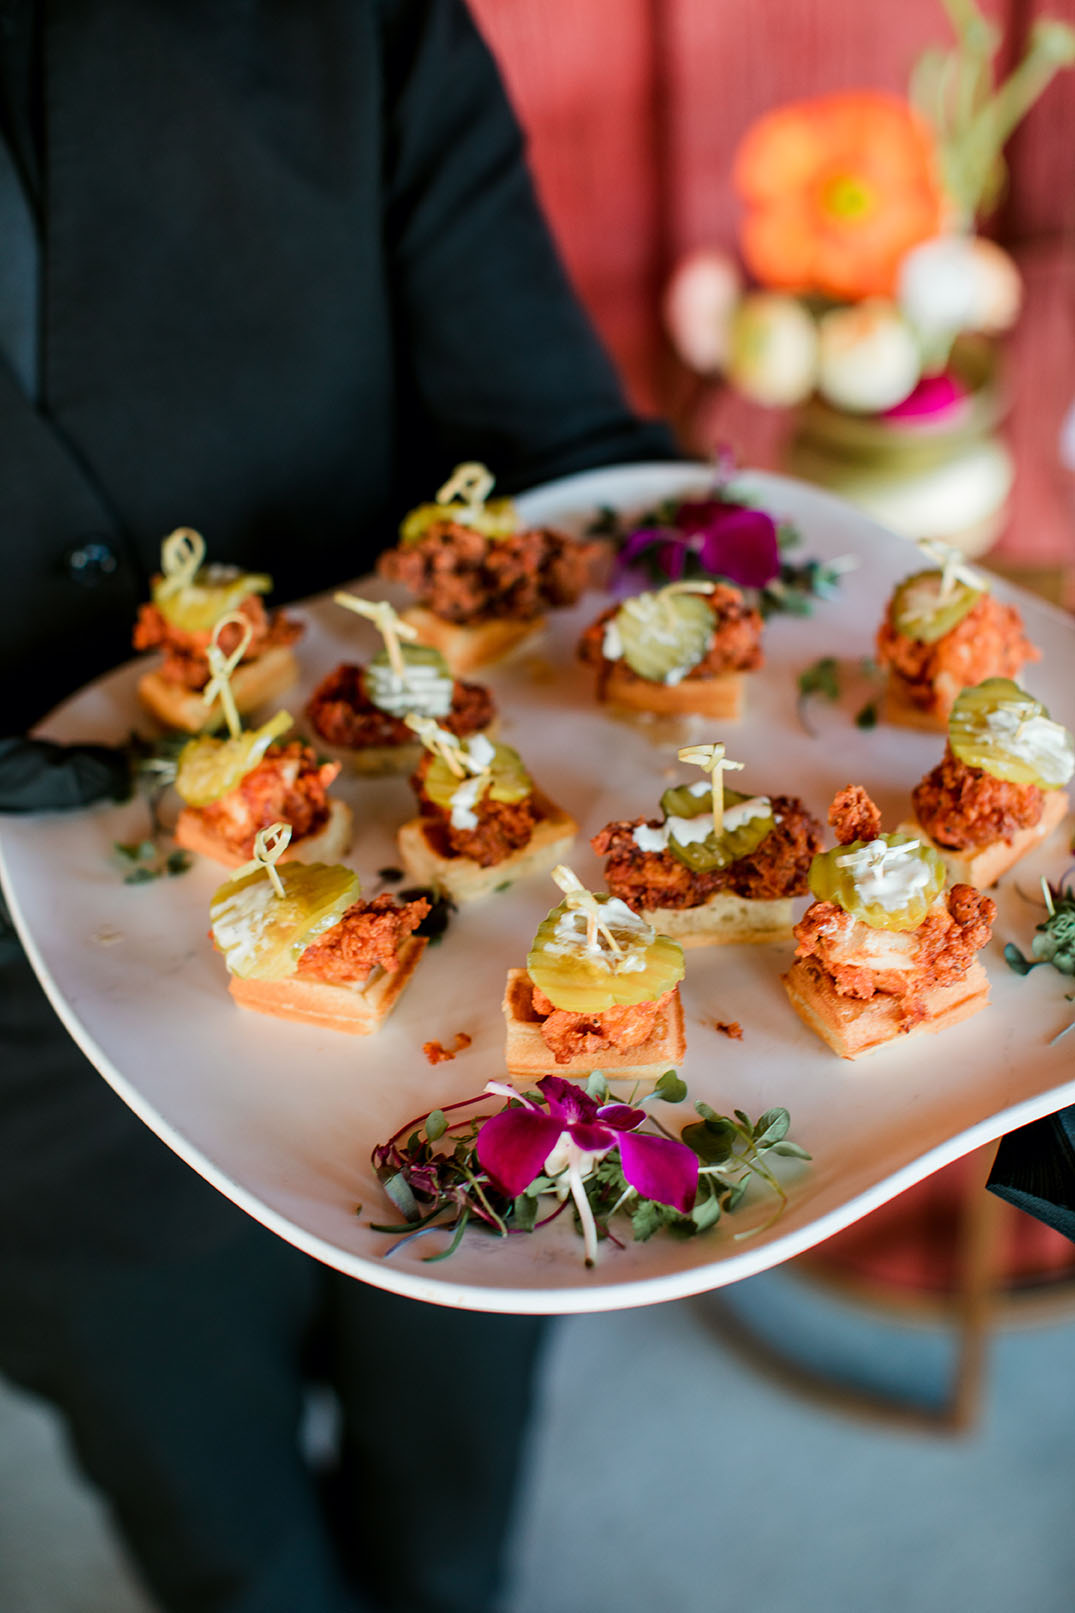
(726, 292, 818, 407)
(816, 300, 921, 413)
(663, 248, 742, 374)
(898, 235, 1022, 337)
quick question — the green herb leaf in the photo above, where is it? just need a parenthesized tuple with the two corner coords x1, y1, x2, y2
(690, 1192, 722, 1231)
(681, 1120, 735, 1165)
(166, 850, 192, 877)
(425, 1109, 447, 1142)
(1004, 942, 1039, 975)
(854, 700, 879, 730)
(383, 1171, 421, 1222)
(585, 1071, 610, 1102)
(652, 1069, 688, 1104)
(769, 1140, 812, 1160)
(753, 1109, 790, 1146)
(123, 865, 158, 885)
(631, 1199, 665, 1243)
(513, 1192, 538, 1232)
(798, 657, 840, 701)
(725, 1181, 748, 1212)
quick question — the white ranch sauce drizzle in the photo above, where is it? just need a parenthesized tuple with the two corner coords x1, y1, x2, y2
(606, 594, 713, 684)
(540, 898, 653, 974)
(834, 838, 930, 912)
(981, 705, 1074, 786)
(447, 732, 500, 829)
(602, 618, 624, 661)
(365, 658, 453, 719)
(631, 795, 773, 853)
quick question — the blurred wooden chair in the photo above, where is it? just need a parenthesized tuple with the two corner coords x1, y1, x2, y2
(704, 1147, 1075, 1434)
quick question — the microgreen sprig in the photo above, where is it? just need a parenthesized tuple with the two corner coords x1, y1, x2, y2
(112, 732, 192, 885)
(367, 1074, 809, 1267)
(1005, 872, 1075, 1044)
(591, 483, 846, 618)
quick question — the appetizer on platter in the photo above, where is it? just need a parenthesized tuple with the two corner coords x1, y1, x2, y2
(210, 825, 427, 1034)
(306, 594, 496, 774)
(903, 679, 1073, 888)
(592, 742, 822, 945)
(396, 716, 577, 902)
(377, 462, 601, 673)
(782, 787, 995, 1060)
(503, 866, 686, 1079)
(577, 580, 762, 720)
(876, 539, 1038, 730)
(174, 713, 350, 870)
(134, 528, 302, 731)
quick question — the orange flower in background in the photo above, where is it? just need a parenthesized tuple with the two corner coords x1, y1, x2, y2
(734, 91, 947, 302)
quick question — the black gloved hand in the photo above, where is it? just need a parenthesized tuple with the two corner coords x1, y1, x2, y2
(0, 736, 133, 813)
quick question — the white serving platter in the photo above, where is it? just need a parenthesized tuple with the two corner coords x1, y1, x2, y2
(3, 464, 1074, 1315)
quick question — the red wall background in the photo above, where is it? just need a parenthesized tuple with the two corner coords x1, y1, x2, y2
(468, 0, 1075, 569)
(469, 0, 1073, 401)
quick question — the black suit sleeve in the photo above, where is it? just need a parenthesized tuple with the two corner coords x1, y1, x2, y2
(987, 1107, 1075, 1243)
(378, 0, 677, 496)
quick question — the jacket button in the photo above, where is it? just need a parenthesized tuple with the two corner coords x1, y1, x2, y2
(62, 538, 120, 585)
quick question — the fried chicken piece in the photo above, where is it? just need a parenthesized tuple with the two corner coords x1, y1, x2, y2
(912, 745, 1044, 851)
(133, 594, 302, 690)
(792, 885, 995, 1025)
(578, 584, 763, 696)
(592, 795, 822, 908)
(422, 1032, 472, 1065)
(877, 593, 1038, 718)
(828, 785, 882, 846)
(412, 754, 537, 866)
(529, 985, 670, 1065)
(306, 662, 495, 749)
(197, 742, 338, 858)
(296, 893, 430, 985)
(377, 520, 598, 623)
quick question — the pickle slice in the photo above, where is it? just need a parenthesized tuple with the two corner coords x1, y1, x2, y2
(175, 710, 293, 807)
(153, 565, 273, 634)
(654, 785, 774, 873)
(399, 497, 519, 547)
(423, 740, 532, 812)
(362, 643, 454, 719)
(210, 862, 361, 980)
(949, 679, 1074, 789)
(891, 569, 982, 643)
(527, 895, 684, 1013)
(613, 589, 714, 683)
(809, 833, 946, 931)
(658, 780, 717, 821)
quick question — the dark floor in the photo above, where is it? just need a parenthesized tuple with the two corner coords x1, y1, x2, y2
(3, 1270, 1074, 1613)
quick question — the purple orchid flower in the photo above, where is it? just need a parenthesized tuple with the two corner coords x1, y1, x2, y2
(617, 498, 780, 591)
(477, 1075, 698, 1265)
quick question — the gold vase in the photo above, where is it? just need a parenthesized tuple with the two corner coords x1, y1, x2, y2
(785, 336, 1012, 557)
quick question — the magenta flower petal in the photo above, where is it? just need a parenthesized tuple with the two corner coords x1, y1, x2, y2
(537, 1075, 599, 1127)
(883, 372, 966, 423)
(597, 1103, 648, 1132)
(675, 499, 727, 535)
(658, 539, 688, 580)
(698, 507, 780, 588)
(618, 527, 667, 565)
(477, 1109, 563, 1198)
(618, 1131, 698, 1213)
(566, 1121, 616, 1154)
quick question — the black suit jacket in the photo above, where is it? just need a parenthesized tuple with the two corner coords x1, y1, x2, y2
(0, 0, 675, 1259)
(3, 0, 673, 732)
